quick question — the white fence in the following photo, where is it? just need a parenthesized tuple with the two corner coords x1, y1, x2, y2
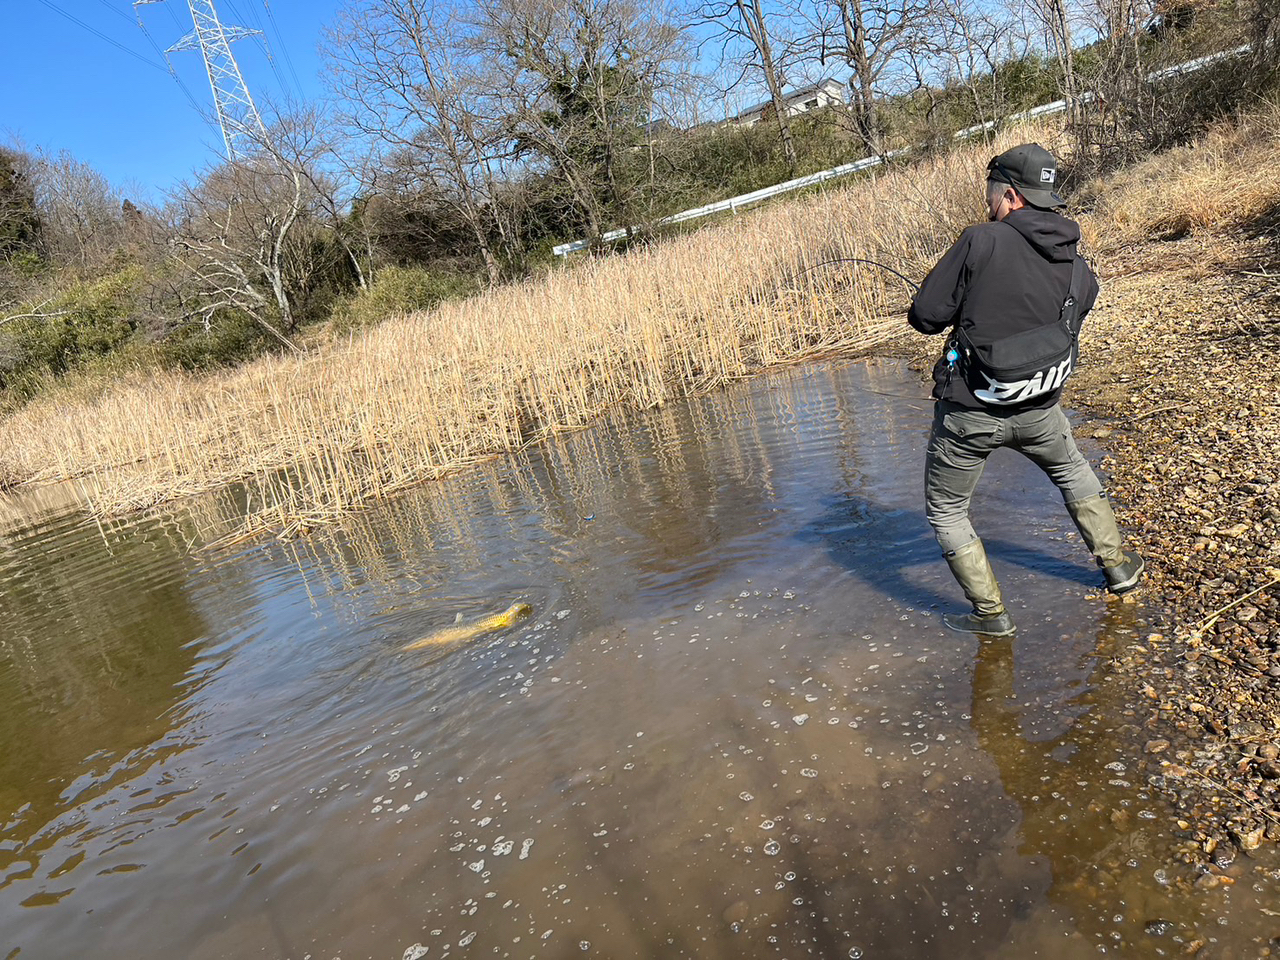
(552, 44, 1250, 257)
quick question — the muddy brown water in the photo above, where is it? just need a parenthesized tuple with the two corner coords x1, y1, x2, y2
(2, 359, 1278, 960)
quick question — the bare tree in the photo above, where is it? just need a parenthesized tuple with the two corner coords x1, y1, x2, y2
(27, 150, 128, 272)
(797, 0, 940, 155)
(696, 0, 801, 173)
(1070, 0, 1154, 166)
(168, 107, 340, 348)
(476, 0, 689, 243)
(323, 0, 508, 284)
(311, 137, 373, 292)
(930, 0, 1019, 137)
(1024, 0, 1081, 123)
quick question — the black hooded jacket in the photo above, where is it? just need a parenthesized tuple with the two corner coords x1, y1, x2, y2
(907, 207, 1099, 411)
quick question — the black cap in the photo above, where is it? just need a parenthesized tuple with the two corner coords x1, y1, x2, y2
(987, 143, 1065, 209)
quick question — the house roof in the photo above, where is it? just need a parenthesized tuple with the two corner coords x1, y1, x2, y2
(734, 78, 845, 120)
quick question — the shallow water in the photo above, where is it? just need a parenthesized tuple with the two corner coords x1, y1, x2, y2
(2, 359, 1276, 960)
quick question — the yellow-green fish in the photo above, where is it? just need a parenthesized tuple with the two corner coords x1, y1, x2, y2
(401, 602, 533, 652)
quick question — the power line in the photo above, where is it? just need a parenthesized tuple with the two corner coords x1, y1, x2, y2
(133, 8, 207, 119)
(260, 1, 305, 102)
(224, 0, 296, 103)
(259, 34, 304, 103)
(255, 5, 305, 103)
(164, 3, 185, 32)
(223, 0, 264, 37)
(94, 0, 140, 25)
(35, 0, 167, 72)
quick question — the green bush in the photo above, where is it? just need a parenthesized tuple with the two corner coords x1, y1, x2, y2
(631, 113, 866, 223)
(0, 266, 142, 390)
(154, 309, 270, 371)
(329, 265, 479, 334)
(62, 267, 140, 358)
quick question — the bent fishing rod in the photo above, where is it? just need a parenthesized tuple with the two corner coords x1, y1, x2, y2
(798, 257, 921, 294)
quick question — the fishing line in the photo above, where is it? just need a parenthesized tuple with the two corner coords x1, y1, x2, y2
(855, 383, 934, 406)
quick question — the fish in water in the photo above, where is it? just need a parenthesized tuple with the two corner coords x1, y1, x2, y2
(401, 602, 533, 652)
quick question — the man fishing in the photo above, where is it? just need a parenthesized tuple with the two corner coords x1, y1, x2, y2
(908, 143, 1144, 636)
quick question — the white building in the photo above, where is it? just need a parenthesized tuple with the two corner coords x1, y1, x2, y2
(732, 79, 846, 126)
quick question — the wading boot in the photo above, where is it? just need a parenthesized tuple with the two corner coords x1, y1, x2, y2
(942, 539, 1016, 636)
(1065, 493, 1145, 594)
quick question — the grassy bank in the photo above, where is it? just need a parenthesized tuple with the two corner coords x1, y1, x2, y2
(1079, 105, 1280, 254)
(0, 133, 998, 528)
(2, 107, 1278, 533)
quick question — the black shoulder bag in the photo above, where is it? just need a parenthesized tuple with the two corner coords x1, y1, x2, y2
(950, 255, 1088, 407)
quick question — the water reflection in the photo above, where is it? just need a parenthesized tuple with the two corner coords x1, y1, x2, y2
(0, 509, 205, 906)
(972, 602, 1280, 959)
(1, 359, 1277, 960)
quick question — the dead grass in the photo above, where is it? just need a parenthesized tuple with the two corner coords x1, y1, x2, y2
(19, 114, 1260, 533)
(1081, 99, 1280, 253)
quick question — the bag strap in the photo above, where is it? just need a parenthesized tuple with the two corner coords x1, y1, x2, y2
(1060, 253, 1086, 336)
(946, 229, 1089, 364)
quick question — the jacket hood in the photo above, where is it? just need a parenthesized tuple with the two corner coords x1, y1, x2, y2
(1003, 207, 1079, 263)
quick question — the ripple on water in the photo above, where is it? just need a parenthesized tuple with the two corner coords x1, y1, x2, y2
(5, 360, 1280, 959)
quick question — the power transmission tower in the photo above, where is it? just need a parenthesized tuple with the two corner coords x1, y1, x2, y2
(134, 0, 268, 162)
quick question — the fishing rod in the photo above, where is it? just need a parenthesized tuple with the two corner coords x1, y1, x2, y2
(798, 257, 921, 294)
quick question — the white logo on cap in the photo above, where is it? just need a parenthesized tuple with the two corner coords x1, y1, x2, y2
(1040, 167, 1055, 183)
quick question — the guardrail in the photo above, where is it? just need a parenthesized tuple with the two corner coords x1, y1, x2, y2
(552, 148, 910, 255)
(552, 44, 1249, 257)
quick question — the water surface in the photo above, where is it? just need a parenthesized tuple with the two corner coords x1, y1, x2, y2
(2, 359, 1275, 959)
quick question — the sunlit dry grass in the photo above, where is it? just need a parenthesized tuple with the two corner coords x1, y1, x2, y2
(0, 132, 1039, 529)
(1083, 100, 1280, 252)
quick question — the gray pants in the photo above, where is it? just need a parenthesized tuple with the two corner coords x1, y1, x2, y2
(924, 400, 1103, 554)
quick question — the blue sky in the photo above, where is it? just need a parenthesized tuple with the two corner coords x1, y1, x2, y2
(2, 0, 855, 203)
(2, 0, 346, 201)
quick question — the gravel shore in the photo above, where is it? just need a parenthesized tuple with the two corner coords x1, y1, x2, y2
(1071, 231, 1280, 871)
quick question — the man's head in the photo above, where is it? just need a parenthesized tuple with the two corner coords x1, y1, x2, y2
(985, 143, 1065, 221)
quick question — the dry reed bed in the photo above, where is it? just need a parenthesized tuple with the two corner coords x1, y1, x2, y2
(1081, 106, 1280, 253)
(0, 134, 1030, 526)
